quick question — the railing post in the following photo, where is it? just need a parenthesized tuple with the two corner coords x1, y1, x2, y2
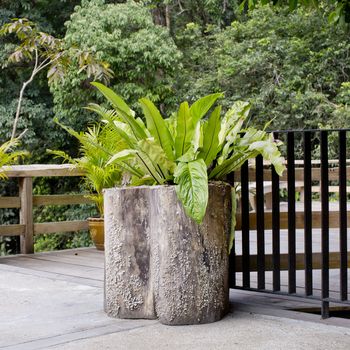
(19, 177, 34, 254)
(320, 130, 329, 319)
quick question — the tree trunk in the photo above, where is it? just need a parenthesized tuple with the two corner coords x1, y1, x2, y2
(104, 183, 232, 325)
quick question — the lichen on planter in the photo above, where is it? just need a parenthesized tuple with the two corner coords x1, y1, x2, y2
(104, 183, 232, 325)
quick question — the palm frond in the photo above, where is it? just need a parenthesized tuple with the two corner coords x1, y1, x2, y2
(0, 138, 28, 179)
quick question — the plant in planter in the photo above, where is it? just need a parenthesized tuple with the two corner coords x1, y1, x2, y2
(90, 82, 285, 324)
(49, 120, 125, 250)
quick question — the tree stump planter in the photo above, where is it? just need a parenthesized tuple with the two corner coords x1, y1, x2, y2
(103, 183, 232, 325)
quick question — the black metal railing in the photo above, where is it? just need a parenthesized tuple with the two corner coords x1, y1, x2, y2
(230, 128, 350, 318)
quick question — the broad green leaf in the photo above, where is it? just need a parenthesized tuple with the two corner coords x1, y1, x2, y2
(209, 151, 258, 179)
(198, 106, 221, 166)
(117, 161, 145, 178)
(217, 102, 250, 165)
(91, 82, 131, 115)
(136, 117, 150, 137)
(107, 149, 138, 166)
(136, 149, 165, 184)
(130, 175, 155, 186)
(174, 159, 208, 223)
(190, 92, 224, 125)
(178, 120, 203, 162)
(176, 147, 198, 163)
(91, 82, 147, 140)
(238, 128, 266, 147)
(139, 98, 174, 160)
(218, 117, 245, 164)
(218, 101, 250, 146)
(192, 119, 203, 152)
(174, 101, 194, 159)
(248, 137, 286, 176)
(138, 138, 176, 178)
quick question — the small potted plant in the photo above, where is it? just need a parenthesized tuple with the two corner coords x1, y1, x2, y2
(49, 121, 125, 250)
(90, 82, 285, 324)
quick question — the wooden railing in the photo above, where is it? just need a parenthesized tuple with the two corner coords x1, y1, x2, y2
(1, 159, 349, 256)
(0, 165, 93, 254)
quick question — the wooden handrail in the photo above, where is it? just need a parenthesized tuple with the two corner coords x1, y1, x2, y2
(0, 164, 84, 177)
(0, 164, 91, 254)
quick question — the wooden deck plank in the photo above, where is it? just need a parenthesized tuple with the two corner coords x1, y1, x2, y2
(28, 252, 104, 268)
(0, 255, 103, 281)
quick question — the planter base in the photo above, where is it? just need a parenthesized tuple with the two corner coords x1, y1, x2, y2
(104, 184, 232, 325)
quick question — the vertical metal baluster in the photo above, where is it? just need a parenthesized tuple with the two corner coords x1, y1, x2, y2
(303, 131, 313, 296)
(256, 155, 265, 289)
(320, 130, 330, 318)
(339, 130, 348, 301)
(227, 172, 236, 288)
(287, 132, 296, 294)
(272, 132, 281, 292)
(241, 161, 250, 288)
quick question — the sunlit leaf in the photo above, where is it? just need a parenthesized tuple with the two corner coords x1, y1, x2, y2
(198, 106, 221, 166)
(174, 101, 194, 159)
(174, 159, 208, 223)
(139, 98, 174, 160)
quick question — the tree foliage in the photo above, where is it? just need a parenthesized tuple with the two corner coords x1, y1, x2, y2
(178, 6, 350, 130)
(240, 0, 350, 24)
(0, 17, 113, 139)
(51, 0, 182, 133)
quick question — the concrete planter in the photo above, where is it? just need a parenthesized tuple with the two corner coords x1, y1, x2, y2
(103, 183, 232, 325)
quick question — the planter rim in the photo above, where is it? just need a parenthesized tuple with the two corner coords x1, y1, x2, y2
(88, 217, 104, 222)
(103, 181, 231, 194)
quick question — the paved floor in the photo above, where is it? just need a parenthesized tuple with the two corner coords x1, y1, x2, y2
(0, 248, 349, 350)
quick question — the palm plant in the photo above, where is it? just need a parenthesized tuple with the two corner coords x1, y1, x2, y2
(49, 120, 125, 216)
(0, 138, 28, 179)
(89, 82, 285, 228)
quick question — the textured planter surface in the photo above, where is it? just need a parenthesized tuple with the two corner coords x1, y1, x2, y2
(104, 183, 231, 324)
(88, 217, 104, 251)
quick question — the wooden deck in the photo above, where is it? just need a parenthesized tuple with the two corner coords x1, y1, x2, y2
(1, 248, 350, 350)
(0, 248, 158, 350)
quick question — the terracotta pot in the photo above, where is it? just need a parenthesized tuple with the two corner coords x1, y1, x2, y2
(88, 217, 104, 251)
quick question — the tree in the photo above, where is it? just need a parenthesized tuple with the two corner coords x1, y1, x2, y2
(0, 18, 113, 140)
(50, 0, 182, 130)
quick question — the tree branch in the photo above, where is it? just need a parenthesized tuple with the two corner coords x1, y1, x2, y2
(11, 48, 39, 140)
